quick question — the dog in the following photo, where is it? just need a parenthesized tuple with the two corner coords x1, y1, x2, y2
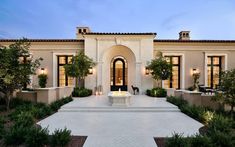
(131, 85, 139, 95)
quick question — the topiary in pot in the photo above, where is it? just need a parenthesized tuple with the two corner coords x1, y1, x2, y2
(38, 74, 48, 88)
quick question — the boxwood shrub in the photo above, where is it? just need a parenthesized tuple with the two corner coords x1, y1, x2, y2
(72, 87, 92, 97)
(146, 87, 167, 97)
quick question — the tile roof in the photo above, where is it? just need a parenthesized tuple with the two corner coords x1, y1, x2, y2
(83, 32, 157, 35)
(0, 39, 83, 42)
(154, 39, 235, 43)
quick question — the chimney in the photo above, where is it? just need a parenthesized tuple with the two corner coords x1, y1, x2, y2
(76, 27, 91, 39)
(179, 31, 190, 40)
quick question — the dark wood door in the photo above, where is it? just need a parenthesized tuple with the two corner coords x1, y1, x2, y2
(110, 58, 127, 91)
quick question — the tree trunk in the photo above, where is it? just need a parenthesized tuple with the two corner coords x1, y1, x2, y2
(78, 77, 82, 89)
(231, 105, 234, 118)
(75, 77, 79, 88)
(6, 91, 12, 111)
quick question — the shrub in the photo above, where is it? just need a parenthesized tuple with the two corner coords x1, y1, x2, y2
(167, 96, 214, 124)
(184, 105, 205, 122)
(210, 131, 235, 147)
(201, 111, 214, 125)
(207, 114, 233, 134)
(25, 126, 49, 147)
(38, 74, 48, 88)
(167, 96, 188, 108)
(9, 103, 39, 120)
(4, 126, 29, 145)
(50, 100, 64, 111)
(14, 112, 34, 128)
(9, 97, 32, 109)
(50, 128, 71, 147)
(146, 87, 167, 97)
(50, 96, 73, 112)
(61, 96, 73, 104)
(166, 133, 189, 147)
(190, 134, 212, 147)
(32, 104, 52, 119)
(72, 87, 92, 97)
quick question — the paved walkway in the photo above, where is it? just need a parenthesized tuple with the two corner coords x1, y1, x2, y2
(38, 95, 203, 147)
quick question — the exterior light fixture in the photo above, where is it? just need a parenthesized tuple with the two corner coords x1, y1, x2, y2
(41, 68, 45, 74)
(192, 68, 199, 75)
(145, 67, 150, 75)
(88, 68, 93, 74)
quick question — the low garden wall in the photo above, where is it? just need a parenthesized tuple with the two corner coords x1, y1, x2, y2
(16, 86, 74, 104)
(166, 88, 175, 97)
(175, 90, 231, 110)
(35, 87, 57, 104)
(56, 86, 74, 100)
(16, 91, 37, 102)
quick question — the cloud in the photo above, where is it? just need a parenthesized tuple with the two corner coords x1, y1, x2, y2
(161, 12, 188, 30)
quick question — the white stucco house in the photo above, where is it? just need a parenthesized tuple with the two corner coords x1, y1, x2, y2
(1, 26, 235, 95)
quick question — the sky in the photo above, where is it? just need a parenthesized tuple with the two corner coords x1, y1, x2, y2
(0, 0, 234, 40)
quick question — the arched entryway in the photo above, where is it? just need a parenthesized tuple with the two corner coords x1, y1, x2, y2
(110, 56, 127, 91)
(100, 45, 136, 94)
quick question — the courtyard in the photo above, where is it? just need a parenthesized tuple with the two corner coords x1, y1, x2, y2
(38, 95, 203, 147)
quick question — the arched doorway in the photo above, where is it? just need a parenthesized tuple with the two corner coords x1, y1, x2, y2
(110, 56, 128, 91)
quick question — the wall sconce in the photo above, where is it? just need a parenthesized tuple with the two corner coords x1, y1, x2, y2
(192, 68, 199, 75)
(41, 68, 45, 74)
(145, 67, 150, 75)
(88, 68, 93, 74)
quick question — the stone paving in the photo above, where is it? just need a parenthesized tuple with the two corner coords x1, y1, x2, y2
(38, 95, 203, 147)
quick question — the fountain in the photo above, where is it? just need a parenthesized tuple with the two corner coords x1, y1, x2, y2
(108, 88, 131, 106)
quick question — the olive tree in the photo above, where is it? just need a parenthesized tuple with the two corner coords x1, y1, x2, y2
(0, 39, 42, 110)
(213, 69, 235, 115)
(147, 52, 172, 87)
(64, 51, 96, 88)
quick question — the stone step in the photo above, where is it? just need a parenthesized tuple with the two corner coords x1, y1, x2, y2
(83, 136, 157, 147)
(59, 107, 180, 112)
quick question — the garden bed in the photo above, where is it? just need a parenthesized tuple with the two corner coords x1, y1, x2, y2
(0, 96, 78, 147)
(161, 96, 235, 147)
(154, 137, 166, 147)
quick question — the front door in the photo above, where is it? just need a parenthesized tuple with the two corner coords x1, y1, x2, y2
(110, 57, 127, 91)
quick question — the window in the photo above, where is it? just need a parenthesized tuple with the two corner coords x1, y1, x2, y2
(207, 56, 222, 88)
(57, 56, 73, 87)
(164, 56, 180, 89)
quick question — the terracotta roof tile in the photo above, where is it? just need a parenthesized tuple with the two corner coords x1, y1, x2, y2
(154, 39, 235, 43)
(0, 39, 83, 42)
(84, 32, 157, 35)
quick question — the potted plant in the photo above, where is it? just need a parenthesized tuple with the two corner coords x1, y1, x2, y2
(38, 74, 48, 88)
(146, 52, 172, 98)
(64, 51, 96, 97)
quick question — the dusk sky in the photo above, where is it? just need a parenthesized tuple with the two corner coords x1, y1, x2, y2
(0, 0, 234, 40)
